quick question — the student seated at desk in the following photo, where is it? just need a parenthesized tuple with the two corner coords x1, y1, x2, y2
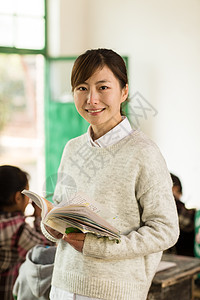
(0, 165, 54, 300)
(166, 173, 196, 257)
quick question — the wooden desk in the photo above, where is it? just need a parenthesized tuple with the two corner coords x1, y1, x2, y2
(147, 254, 200, 300)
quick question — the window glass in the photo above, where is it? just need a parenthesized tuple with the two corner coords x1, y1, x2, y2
(0, 54, 45, 192)
(50, 60, 75, 103)
(0, 16, 13, 46)
(16, 0, 45, 17)
(0, 0, 15, 14)
(0, 0, 45, 49)
(16, 17, 45, 49)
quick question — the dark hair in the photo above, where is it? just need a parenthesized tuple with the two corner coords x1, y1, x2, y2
(0, 165, 29, 207)
(170, 173, 182, 194)
(71, 48, 129, 115)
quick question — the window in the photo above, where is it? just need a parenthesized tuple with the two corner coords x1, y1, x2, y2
(0, 0, 45, 50)
(0, 1, 46, 195)
(0, 53, 45, 192)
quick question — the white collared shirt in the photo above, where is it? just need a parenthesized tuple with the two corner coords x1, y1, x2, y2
(50, 286, 102, 300)
(87, 116, 133, 147)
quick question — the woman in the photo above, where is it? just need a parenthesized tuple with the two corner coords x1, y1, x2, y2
(42, 49, 179, 300)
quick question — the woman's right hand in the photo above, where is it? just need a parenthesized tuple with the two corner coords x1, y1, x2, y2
(44, 224, 63, 239)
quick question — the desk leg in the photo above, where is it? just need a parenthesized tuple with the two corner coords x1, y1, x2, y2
(192, 274, 200, 300)
(192, 276, 195, 300)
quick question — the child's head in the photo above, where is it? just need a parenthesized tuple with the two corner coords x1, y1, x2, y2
(170, 173, 182, 200)
(0, 165, 30, 213)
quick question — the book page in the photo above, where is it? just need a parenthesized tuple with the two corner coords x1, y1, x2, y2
(22, 190, 54, 219)
(45, 216, 119, 239)
(49, 205, 120, 237)
(55, 193, 102, 214)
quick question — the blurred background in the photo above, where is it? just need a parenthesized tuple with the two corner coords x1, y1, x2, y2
(0, 0, 199, 208)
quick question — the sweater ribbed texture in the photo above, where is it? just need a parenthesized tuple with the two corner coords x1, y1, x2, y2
(43, 130, 179, 300)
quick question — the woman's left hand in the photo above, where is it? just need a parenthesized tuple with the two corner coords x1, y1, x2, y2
(62, 233, 86, 252)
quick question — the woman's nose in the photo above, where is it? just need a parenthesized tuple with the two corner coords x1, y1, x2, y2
(87, 90, 99, 105)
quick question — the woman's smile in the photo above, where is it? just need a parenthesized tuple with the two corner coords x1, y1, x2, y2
(85, 108, 106, 115)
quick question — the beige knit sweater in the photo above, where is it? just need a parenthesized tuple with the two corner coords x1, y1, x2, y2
(43, 130, 179, 300)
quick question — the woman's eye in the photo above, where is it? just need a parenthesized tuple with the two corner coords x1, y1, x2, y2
(79, 87, 87, 91)
(100, 86, 108, 90)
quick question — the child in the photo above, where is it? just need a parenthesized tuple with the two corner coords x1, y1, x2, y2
(42, 49, 179, 300)
(13, 245, 56, 300)
(171, 173, 195, 256)
(0, 165, 54, 300)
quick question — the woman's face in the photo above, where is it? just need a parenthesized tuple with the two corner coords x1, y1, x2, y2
(73, 65, 128, 139)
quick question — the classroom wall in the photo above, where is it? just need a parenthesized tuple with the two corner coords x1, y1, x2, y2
(48, 0, 200, 208)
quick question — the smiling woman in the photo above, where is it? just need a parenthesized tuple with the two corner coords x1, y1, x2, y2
(71, 49, 129, 140)
(41, 48, 179, 300)
(73, 66, 128, 139)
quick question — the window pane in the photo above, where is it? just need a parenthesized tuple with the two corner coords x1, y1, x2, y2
(16, 17, 45, 49)
(0, 16, 14, 46)
(16, 0, 45, 17)
(0, 54, 45, 193)
(0, 0, 14, 14)
(0, 54, 37, 137)
(50, 60, 75, 103)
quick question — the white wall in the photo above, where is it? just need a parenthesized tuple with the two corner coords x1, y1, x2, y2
(48, 0, 200, 208)
(48, 0, 89, 56)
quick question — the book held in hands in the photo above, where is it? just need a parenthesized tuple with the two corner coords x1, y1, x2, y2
(22, 189, 120, 241)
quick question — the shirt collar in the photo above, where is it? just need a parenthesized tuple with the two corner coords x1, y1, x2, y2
(87, 116, 133, 148)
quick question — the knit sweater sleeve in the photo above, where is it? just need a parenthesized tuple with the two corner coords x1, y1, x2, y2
(83, 143, 179, 260)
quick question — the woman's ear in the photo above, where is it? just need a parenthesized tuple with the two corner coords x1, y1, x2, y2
(121, 84, 129, 103)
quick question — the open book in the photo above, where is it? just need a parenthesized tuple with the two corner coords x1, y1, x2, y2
(22, 190, 120, 241)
